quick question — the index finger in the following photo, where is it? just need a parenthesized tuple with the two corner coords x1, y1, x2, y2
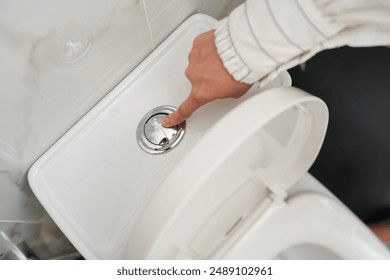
(162, 96, 204, 127)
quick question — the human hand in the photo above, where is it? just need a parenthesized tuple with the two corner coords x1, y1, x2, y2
(162, 30, 251, 128)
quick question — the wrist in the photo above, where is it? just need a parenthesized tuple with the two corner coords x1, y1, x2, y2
(214, 18, 259, 84)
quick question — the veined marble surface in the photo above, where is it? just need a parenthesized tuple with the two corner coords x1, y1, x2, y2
(0, 0, 151, 168)
(0, 0, 243, 259)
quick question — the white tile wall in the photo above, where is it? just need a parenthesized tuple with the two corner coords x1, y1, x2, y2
(144, 0, 175, 20)
(146, 0, 245, 48)
(0, 0, 243, 258)
(148, 0, 194, 47)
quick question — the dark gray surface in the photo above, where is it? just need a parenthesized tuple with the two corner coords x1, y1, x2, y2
(289, 46, 390, 223)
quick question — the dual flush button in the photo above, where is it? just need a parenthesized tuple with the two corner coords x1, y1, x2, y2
(136, 106, 186, 154)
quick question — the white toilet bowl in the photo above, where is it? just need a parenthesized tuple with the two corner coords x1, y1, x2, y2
(28, 14, 390, 260)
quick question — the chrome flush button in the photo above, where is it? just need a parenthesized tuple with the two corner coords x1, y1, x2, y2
(136, 105, 186, 154)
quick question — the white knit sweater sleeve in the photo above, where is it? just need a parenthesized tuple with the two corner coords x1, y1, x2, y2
(215, 0, 390, 85)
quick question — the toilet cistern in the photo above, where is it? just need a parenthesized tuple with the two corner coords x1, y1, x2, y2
(136, 105, 186, 154)
(27, 14, 390, 260)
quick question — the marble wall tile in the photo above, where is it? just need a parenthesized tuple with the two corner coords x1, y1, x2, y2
(144, 0, 175, 21)
(195, 0, 245, 18)
(148, 0, 194, 47)
(0, 168, 40, 222)
(0, 0, 153, 170)
(145, 0, 244, 48)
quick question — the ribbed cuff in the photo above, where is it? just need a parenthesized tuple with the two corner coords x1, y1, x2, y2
(214, 18, 261, 84)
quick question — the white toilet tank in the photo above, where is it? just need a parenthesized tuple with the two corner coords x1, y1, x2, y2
(28, 14, 390, 260)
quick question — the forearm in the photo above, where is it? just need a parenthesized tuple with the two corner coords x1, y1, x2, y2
(216, 0, 390, 85)
(163, 0, 390, 127)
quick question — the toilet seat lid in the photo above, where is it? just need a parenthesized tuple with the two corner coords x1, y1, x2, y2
(124, 86, 329, 259)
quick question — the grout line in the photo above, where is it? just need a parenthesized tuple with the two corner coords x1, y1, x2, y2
(149, 0, 176, 24)
(0, 220, 40, 224)
(47, 252, 83, 260)
(142, 0, 156, 49)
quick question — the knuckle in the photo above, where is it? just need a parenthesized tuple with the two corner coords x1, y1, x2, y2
(187, 51, 194, 62)
(185, 65, 196, 80)
(184, 65, 198, 82)
(193, 35, 202, 46)
(184, 67, 191, 78)
(187, 49, 199, 62)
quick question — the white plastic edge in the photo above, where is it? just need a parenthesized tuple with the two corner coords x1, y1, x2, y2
(124, 86, 329, 259)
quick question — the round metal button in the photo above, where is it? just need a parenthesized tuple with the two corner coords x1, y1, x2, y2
(144, 114, 177, 146)
(136, 105, 186, 154)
